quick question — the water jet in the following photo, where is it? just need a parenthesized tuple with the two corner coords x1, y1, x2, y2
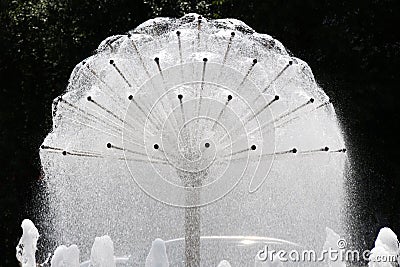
(38, 13, 347, 266)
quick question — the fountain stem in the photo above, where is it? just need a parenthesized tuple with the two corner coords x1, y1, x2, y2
(180, 171, 204, 267)
(184, 204, 201, 267)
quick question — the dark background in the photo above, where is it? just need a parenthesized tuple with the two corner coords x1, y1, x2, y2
(1, 0, 399, 265)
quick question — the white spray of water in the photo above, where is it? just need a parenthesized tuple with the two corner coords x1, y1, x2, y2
(216, 260, 232, 267)
(90, 236, 116, 267)
(145, 238, 169, 267)
(39, 13, 347, 264)
(50, 244, 80, 267)
(323, 227, 346, 267)
(368, 227, 400, 266)
(16, 219, 39, 267)
(18, 219, 400, 266)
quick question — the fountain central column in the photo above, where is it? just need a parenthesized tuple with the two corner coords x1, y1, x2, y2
(179, 169, 206, 267)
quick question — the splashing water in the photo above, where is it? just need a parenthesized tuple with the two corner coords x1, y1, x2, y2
(50, 245, 80, 267)
(217, 260, 232, 267)
(322, 228, 346, 267)
(89, 236, 116, 267)
(16, 219, 39, 267)
(17, 220, 400, 266)
(39, 13, 347, 265)
(368, 228, 400, 266)
(145, 239, 169, 267)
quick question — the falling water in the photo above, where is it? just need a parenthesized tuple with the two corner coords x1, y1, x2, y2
(39, 13, 347, 265)
(16, 219, 39, 267)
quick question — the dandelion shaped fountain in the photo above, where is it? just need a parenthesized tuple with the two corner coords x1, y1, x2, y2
(39, 13, 347, 266)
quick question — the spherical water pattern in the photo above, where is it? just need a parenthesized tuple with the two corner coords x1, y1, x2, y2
(40, 13, 347, 265)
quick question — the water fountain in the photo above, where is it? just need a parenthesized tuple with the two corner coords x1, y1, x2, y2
(16, 219, 39, 267)
(37, 13, 348, 265)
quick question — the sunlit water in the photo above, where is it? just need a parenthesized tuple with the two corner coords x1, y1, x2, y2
(37, 13, 349, 265)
